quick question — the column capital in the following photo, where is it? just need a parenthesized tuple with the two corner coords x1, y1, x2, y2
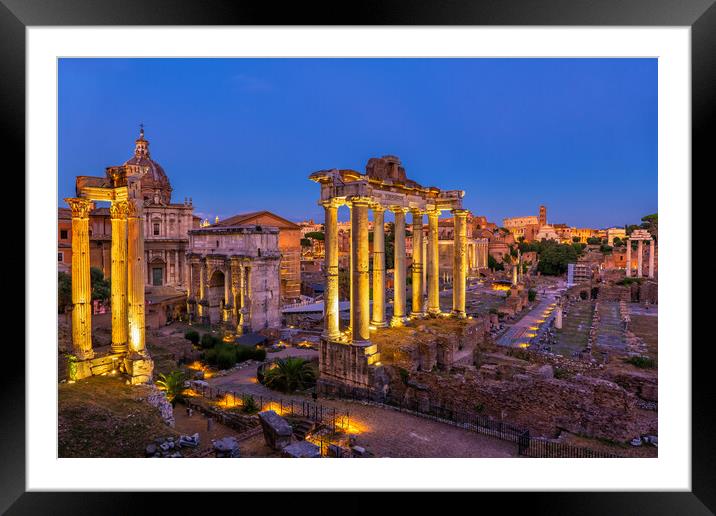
(321, 198, 344, 209)
(109, 200, 130, 219)
(451, 208, 469, 217)
(126, 198, 143, 218)
(410, 208, 427, 216)
(426, 207, 442, 217)
(346, 196, 372, 207)
(371, 203, 386, 213)
(389, 205, 410, 214)
(65, 198, 95, 218)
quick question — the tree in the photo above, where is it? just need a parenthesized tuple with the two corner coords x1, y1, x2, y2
(586, 237, 601, 245)
(58, 272, 72, 313)
(536, 241, 578, 276)
(263, 357, 317, 393)
(300, 238, 312, 248)
(90, 267, 110, 303)
(572, 236, 581, 243)
(488, 254, 504, 271)
(304, 231, 324, 241)
(612, 237, 623, 247)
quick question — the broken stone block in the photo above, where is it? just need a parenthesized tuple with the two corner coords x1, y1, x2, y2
(178, 433, 200, 448)
(145, 443, 157, 457)
(258, 410, 293, 450)
(281, 441, 321, 458)
(537, 364, 554, 379)
(351, 445, 367, 457)
(213, 436, 240, 457)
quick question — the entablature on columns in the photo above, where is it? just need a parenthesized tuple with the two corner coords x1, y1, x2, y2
(310, 167, 463, 213)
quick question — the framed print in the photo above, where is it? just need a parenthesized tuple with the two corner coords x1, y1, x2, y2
(4, 0, 712, 513)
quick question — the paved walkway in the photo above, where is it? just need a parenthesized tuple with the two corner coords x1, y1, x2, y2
(497, 295, 557, 347)
(204, 348, 518, 458)
(595, 301, 626, 352)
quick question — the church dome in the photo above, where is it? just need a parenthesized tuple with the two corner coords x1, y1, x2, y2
(123, 126, 172, 205)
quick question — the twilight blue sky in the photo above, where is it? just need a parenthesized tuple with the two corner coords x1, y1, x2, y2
(58, 58, 657, 228)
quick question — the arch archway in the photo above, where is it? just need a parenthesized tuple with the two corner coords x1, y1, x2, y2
(208, 269, 225, 324)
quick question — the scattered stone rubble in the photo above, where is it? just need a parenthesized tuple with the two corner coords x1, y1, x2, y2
(212, 436, 241, 458)
(144, 385, 175, 427)
(258, 410, 293, 450)
(145, 433, 200, 458)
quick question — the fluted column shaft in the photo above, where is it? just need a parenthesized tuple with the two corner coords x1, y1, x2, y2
(323, 201, 340, 339)
(127, 199, 146, 354)
(626, 239, 632, 277)
(66, 198, 95, 360)
(648, 239, 655, 279)
(410, 210, 425, 316)
(110, 201, 129, 353)
(223, 265, 232, 321)
(351, 199, 371, 342)
(371, 206, 387, 327)
(452, 209, 468, 318)
(391, 208, 408, 325)
(427, 209, 441, 314)
(198, 259, 208, 322)
(637, 240, 644, 277)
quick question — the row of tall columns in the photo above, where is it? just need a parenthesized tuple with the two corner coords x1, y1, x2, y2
(322, 200, 468, 344)
(66, 196, 146, 361)
(625, 238, 656, 279)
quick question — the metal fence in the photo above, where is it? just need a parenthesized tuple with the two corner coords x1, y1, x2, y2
(188, 381, 347, 434)
(325, 387, 622, 458)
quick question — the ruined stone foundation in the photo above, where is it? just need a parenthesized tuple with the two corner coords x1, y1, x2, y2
(317, 338, 384, 398)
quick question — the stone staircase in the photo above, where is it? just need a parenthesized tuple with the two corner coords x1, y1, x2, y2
(291, 418, 317, 440)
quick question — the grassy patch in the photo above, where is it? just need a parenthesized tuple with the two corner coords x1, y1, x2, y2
(625, 355, 656, 369)
(59, 376, 177, 457)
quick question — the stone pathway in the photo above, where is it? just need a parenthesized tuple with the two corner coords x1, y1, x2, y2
(595, 301, 626, 352)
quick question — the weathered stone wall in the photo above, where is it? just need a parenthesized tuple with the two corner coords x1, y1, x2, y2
(385, 364, 648, 442)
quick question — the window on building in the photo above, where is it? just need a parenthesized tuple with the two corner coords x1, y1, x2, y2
(153, 223, 160, 235)
(60, 229, 68, 240)
(58, 252, 63, 262)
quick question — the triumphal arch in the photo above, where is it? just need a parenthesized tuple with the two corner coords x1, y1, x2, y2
(65, 164, 153, 384)
(309, 155, 466, 392)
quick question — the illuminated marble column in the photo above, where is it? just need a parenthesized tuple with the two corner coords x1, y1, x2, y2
(109, 200, 129, 354)
(452, 209, 468, 318)
(648, 239, 655, 279)
(323, 200, 341, 340)
(391, 207, 408, 326)
(371, 205, 387, 328)
(66, 198, 95, 360)
(625, 239, 632, 277)
(555, 306, 563, 329)
(427, 208, 441, 315)
(410, 210, 425, 317)
(637, 239, 644, 278)
(512, 262, 518, 286)
(127, 199, 146, 354)
(517, 250, 522, 282)
(351, 198, 371, 342)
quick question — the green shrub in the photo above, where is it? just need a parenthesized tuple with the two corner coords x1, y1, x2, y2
(528, 288, 537, 302)
(625, 356, 656, 368)
(184, 330, 200, 345)
(241, 394, 260, 414)
(236, 346, 253, 363)
(252, 347, 267, 362)
(398, 367, 409, 384)
(200, 333, 217, 349)
(202, 348, 218, 365)
(216, 348, 237, 370)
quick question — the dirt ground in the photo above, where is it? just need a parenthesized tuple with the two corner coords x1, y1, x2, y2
(58, 376, 179, 457)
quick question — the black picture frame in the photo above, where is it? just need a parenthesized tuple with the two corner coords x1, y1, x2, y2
(4, 0, 709, 513)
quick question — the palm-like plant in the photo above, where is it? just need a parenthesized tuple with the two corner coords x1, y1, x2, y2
(263, 357, 317, 393)
(156, 370, 186, 403)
